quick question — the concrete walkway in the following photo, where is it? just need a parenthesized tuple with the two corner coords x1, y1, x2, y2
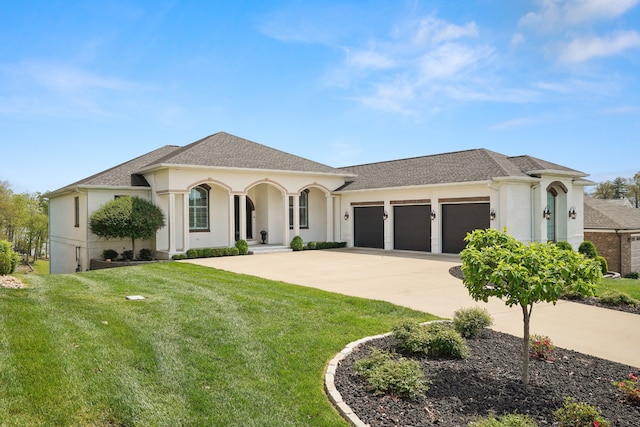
(186, 248, 640, 368)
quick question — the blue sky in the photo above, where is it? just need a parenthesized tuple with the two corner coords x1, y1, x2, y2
(1, 0, 639, 194)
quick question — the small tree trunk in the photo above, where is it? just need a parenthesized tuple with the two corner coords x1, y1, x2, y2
(131, 238, 136, 260)
(521, 304, 531, 385)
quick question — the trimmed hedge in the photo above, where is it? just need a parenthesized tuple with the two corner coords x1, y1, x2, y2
(303, 241, 347, 250)
(172, 246, 240, 260)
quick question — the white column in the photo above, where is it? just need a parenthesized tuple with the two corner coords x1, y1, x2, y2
(228, 194, 235, 245)
(283, 194, 290, 245)
(182, 193, 189, 251)
(293, 195, 300, 237)
(326, 195, 334, 242)
(169, 193, 176, 253)
(239, 194, 247, 241)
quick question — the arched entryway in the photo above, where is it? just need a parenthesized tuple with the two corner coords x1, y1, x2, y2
(234, 196, 255, 241)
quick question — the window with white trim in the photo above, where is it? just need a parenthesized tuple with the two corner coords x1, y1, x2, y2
(289, 189, 309, 229)
(189, 185, 210, 231)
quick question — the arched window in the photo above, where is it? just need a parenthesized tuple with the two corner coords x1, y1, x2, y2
(189, 185, 210, 231)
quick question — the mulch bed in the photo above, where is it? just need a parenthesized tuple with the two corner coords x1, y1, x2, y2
(334, 330, 640, 426)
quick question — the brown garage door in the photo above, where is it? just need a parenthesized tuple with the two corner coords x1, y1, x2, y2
(442, 203, 490, 253)
(354, 206, 384, 249)
(394, 205, 431, 251)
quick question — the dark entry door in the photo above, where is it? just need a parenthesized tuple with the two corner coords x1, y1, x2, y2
(394, 205, 431, 251)
(354, 206, 384, 249)
(442, 203, 490, 253)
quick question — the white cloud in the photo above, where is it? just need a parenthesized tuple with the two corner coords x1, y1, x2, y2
(520, 0, 640, 32)
(557, 30, 640, 63)
(345, 48, 396, 69)
(510, 33, 526, 48)
(413, 16, 478, 45)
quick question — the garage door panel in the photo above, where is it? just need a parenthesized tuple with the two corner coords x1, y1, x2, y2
(354, 206, 384, 249)
(442, 203, 490, 253)
(394, 205, 431, 251)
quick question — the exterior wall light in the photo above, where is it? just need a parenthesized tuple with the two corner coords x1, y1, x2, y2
(490, 208, 496, 221)
(383, 210, 389, 220)
(543, 206, 551, 220)
(568, 206, 577, 219)
(344, 211, 349, 220)
(430, 209, 436, 220)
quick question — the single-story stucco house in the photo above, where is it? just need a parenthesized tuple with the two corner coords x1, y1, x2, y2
(584, 196, 640, 276)
(47, 132, 591, 274)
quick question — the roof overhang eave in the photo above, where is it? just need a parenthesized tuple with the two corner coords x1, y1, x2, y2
(137, 163, 357, 179)
(46, 185, 151, 198)
(526, 169, 589, 178)
(334, 179, 492, 194)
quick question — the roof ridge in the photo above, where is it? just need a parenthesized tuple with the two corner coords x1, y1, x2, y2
(340, 147, 488, 169)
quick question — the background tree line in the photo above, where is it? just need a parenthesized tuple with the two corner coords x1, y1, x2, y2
(591, 172, 640, 207)
(0, 180, 48, 262)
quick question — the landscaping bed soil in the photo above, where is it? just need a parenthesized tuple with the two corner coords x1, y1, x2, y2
(334, 330, 640, 426)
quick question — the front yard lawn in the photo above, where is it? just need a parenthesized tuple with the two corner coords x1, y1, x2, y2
(0, 262, 435, 426)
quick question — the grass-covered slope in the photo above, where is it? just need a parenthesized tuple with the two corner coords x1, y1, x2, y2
(0, 262, 435, 426)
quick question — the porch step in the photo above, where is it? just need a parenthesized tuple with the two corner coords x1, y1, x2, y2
(248, 244, 292, 255)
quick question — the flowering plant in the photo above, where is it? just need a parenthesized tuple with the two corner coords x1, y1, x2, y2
(529, 334, 555, 360)
(613, 372, 640, 405)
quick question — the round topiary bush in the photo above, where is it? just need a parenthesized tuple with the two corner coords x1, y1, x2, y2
(235, 239, 248, 255)
(596, 255, 608, 274)
(290, 235, 303, 251)
(555, 241, 573, 251)
(578, 241, 598, 259)
(102, 249, 119, 261)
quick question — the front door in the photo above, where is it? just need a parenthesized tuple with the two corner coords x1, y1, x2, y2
(234, 196, 255, 241)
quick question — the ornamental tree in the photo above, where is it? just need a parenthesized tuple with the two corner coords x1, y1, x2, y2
(460, 228, 601, 385)
(89, 196, 165, 259)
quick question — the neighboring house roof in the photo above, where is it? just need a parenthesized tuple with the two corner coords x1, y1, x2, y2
(139, 132, 345, 176)
(584, 197, 640, 230)
(47, 145, 181, 196)
(336, 148, 587, 191)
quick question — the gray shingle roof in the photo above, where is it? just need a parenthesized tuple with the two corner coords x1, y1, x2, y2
(584, 197, 640, 230)
(336, 148, 586, 191)
(48, 145, 181, 195)
(141, 132, 342, 175)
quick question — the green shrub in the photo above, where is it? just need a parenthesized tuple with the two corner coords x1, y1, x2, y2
(624, 271, 640, 279)
(139, 248, 153, 261)
(186, 249, 198, 259)
(354, 348, 429, 399)
(227, 247, 239, 256)
(102, 249, 119, 261)
(290, 236, 303, 251)
(599, 290, 638, 307)
(0, 240, 19, 275)
(121, 250, 134, 261)
(578, 241, 598, 259)
(306, 241, 317, 250)
(596, 256, 608, 274)
(426, 323, 469, 359)
(553, 397, 611, 427)
(392, 319, 431, 354)
(171, 254, 186, 260)
(555, 241, 573, 251)
(453, 306, 493, 338)
(468, 412, 538, 426)
(235, 239, 248, 255)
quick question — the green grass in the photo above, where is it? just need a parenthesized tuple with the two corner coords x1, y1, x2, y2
(598, 277, 640, 300)
(0, 262, 436, 426)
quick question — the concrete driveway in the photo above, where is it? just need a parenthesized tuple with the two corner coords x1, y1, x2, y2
(186, 248, 640, 368)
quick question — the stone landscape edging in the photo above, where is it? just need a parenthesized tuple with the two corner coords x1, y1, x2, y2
(324, 320, 447, 427)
